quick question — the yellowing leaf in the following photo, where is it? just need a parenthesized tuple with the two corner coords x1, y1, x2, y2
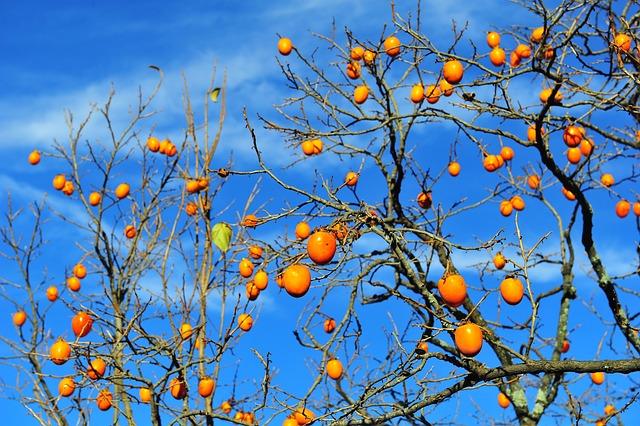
(209, 88, 221, 103)
(212, 222, 232, 252)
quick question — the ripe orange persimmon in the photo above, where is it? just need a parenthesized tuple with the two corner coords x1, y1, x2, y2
(28, 150, 41, 165)
(139, 387, 152, 403)
(97, 390, 113, 410)
(346, 61, 361, 80)
(437, 274, 467, 308)
(62, 181, 74, 196)
(283, 417, 298, 426)
(50, 338, 71, 365)
(186, 180, 200, 194)
(52, 174, 66, 190)
(510, 195, 525, 211)
(246, 283, 259, 301)
(73, 263, 87, 279)
(238, 313, 253, 331)
(442, 60, 464, 84)
(417, 191, 432, 209)
(248, 245, 263, 259)
(185, 202, 198, 216)
(310, 138, 323, 154)
(567, 147, 581, 164)
(384, 36, 401, 56)
(615, 200, 630, 218)
(124, 225, 136, 239)
(515, 44, 532, 58)
(294, 407, 315, 425)
(410, 84, 424, 103)
(563, 125, 583, 147)
(67, 276, 81, 292)
(278, 37, 293, 55)
(253, 270, 269, 290)
(89, 192, 102, 206)
(326, 359, 343, 380)
(345, 171, 359, 186)
(354, 85, 369, 104)
(243, 214, 259, 228)
(350, 46, 364, 60)
(363, 49, 376, 64)
(600, 173, 614, 187)
(221, 400, 233, 414)
(500, 277, 524, 305)
(562, 187, 576, 201)
(440, 79, 455, 96)
(543, 46, 555, 59)
(591, 372, 605, 385)
(509, 51, 521, 68)
(489, 47, 506, 66)
(198, 376, 215, 398)
(634, 201, 640, 216)
(13, 310, 27, 327)
(239, 258, 254, 278)
(87, 358, 107, 380)
(500, 146, 514, 161)
(58, 377, 75, 397)
(454, 323, 483, 357)
(527, 174, 541, 190)
(180, 323, 193, 340)
(540, 88, 563, 104)
(497, 392, 510, 408)
(493, 253, 506, 270)
(324, 318, 336, 333)
(448, 161, 461, 176)
(613, 33, 632, 52)
(486, 31, 501, 48)
(283, 264, 312, 298)
(170, 377, 187, 400)
(416, 341, 428, 354)
(197, 178, 209, 191)
(527, 124, 545, 142)
(580, 138, 594, 156)
(146, 136, 160, 152)
(561, 339, 570, 353)
(424, 85, 441, 104)
(499, 200, 513, 217)
(530, 27, 545, 43)
(295, 221, 311, 240)
(307, 231, 337, 265)
(483, 155, 501, 172)
(115, 183, 130, 199)
(46, 285, 59, 302)
(604, 404, 615, 416)
(72, 311, 93, 337)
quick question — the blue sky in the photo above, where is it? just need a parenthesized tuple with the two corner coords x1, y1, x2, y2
(1, 0, 639, 425)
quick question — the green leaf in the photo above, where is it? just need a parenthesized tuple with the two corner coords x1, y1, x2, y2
(209, 88, 221, 103)
(211, 222, 232, 252)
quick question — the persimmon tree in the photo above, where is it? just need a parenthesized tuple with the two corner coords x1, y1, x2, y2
(2, 0, 640, 425)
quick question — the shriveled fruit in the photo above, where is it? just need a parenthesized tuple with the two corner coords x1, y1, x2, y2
(58, 377, 75, 397)
(591, 372, 605, 385)
(283, 264, 312, 298)
(363, 49, 376, 64)
(437, 274, 467, 308)
(615, 200, 630, 218)
(454, 323, 483, 357)
(198, 376, 215, 398)
(353, 85, 369, 104)
(170, 377, 187, 399)
(278, 37, 293, 55)
(346, 61, 361, 79)
(295, 221, 312, 240)
(238, 313, 253, 331)
(497, 392, 510, 408)
(307, 231, 337, 265)
(489, 47, 506, 66)
(500, 277, 524, 305)
(87, 358, 107, 380)
(416, 341, 428, 354)
(239, 258, 254, 278)
(72, 312, 93, 337)
(345, 171, 359, 186)
(326, 359, 343, 380)
(493, 253, 506, 270)
(62, 181, 74, 196)
(50, 338, 72, 365)
(448, 161, 461, 176)
(442, 60, 464, 84)
(97, 390, 113, 411)
(324, 318, 336, 333)
(185, 202, 198, 216)
(384, 36, 401, 57)
(417, 191, 432, 209)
